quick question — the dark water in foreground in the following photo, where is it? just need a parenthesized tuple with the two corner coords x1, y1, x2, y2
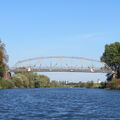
(0, 88, 120, 120)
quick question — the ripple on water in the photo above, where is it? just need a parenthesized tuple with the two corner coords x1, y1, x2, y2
(0, 88, 120, 120)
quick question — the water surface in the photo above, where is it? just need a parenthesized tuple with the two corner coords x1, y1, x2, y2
(0, 88, 120, 120)
(38, 72, 106, 82)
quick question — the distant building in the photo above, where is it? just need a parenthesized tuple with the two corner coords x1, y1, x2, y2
(97, 79, 102, 83)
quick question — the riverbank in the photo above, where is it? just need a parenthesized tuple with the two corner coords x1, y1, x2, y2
(0, 72, 120, 90)
(68, 79, 120, 90)
(0, 72, 69, 89)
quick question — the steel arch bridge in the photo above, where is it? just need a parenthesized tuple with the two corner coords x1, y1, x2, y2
(10, 56, 112, 73)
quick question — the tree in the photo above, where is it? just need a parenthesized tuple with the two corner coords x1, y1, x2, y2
(34, 75, 50, 88)
(0, 65, 5, 77)
(0, 40, 8, 77)
(101, 42, 120, 79)
(12, 73, 29, 88)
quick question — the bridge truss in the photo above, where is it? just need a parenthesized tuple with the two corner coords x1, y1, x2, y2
(10, 56, 112, 73)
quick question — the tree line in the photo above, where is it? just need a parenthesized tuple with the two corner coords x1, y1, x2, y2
(0, 39, 120, 89)
(0, 40, 8, 78)
(0, 72, 68, 89)
(100, 42, 120, 89)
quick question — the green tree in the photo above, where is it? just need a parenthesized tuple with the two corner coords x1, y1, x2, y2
(0, 40, 8, 77)
(12, 73, 29, 88)
(0, 65, 5, 78)
(101, 42, 120, 79)
(34, 75, 50, 88)
(12, 72, 50, 88)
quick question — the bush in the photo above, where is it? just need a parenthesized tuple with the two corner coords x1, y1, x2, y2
(106, 79, 120, 90)
(21, 72, 37, 88)
(34, 75, 50, 88)
(50, 80, 61, 87)
(0, 79, 14, 89)
(85, 81, 94, 88)
(99, 82, 107, 89)
(12, 73, 29, 88)
(12, 72, 50, 88)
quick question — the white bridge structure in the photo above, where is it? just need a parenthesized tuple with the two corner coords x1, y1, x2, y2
(10, 56, 112, 73)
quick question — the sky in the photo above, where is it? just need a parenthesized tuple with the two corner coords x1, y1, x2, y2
(0, 0, 120, 67)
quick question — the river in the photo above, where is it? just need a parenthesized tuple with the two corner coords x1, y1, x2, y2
(0, 87, 120, 120)
(38, 72, 107, 82)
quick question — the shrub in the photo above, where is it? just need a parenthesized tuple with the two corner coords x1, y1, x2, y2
(106, 79, 120, 90)
(12, 73, 29, 88)
(85, 81, 94, 88)
(99, 82, 107, 89)
(34, 75, 50, 88)
(0, 79, 14, 89)
(12, 72, 50, 88)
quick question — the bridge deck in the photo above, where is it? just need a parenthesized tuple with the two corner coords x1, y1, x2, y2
(10, 68, 111, 73)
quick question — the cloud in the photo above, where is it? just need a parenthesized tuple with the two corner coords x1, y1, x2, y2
(80, 33, 96, 39)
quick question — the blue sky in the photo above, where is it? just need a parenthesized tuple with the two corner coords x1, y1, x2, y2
(0, 0, 120, 66)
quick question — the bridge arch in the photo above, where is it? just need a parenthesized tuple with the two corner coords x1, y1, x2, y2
(11, 56, 111, 73)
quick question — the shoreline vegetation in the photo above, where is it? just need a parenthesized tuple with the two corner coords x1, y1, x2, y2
(0, 72, 70, 89)
(0, 72, 120, 90)
(0, 40, 120, 90)
(67, 79, 120, 90)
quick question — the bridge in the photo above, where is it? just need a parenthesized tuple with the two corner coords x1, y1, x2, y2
(10, 56, 112, 73)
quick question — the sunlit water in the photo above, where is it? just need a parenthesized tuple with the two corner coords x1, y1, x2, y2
(0, 88, 120, 120)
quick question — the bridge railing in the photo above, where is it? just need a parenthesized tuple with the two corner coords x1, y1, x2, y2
(10, 67, 112, 73)
(10, 56, 112, 73)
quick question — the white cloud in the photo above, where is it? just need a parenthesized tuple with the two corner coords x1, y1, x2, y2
(80, 33, 97, 39)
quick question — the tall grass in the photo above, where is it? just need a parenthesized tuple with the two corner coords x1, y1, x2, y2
(0, 79, 14, 89)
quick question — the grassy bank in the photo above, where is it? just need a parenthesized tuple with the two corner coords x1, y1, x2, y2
(0, 79, 14, 89)
(99, 79, 120, 90)
(67, 81, 100, 88)
(67, 79, 120, 90)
